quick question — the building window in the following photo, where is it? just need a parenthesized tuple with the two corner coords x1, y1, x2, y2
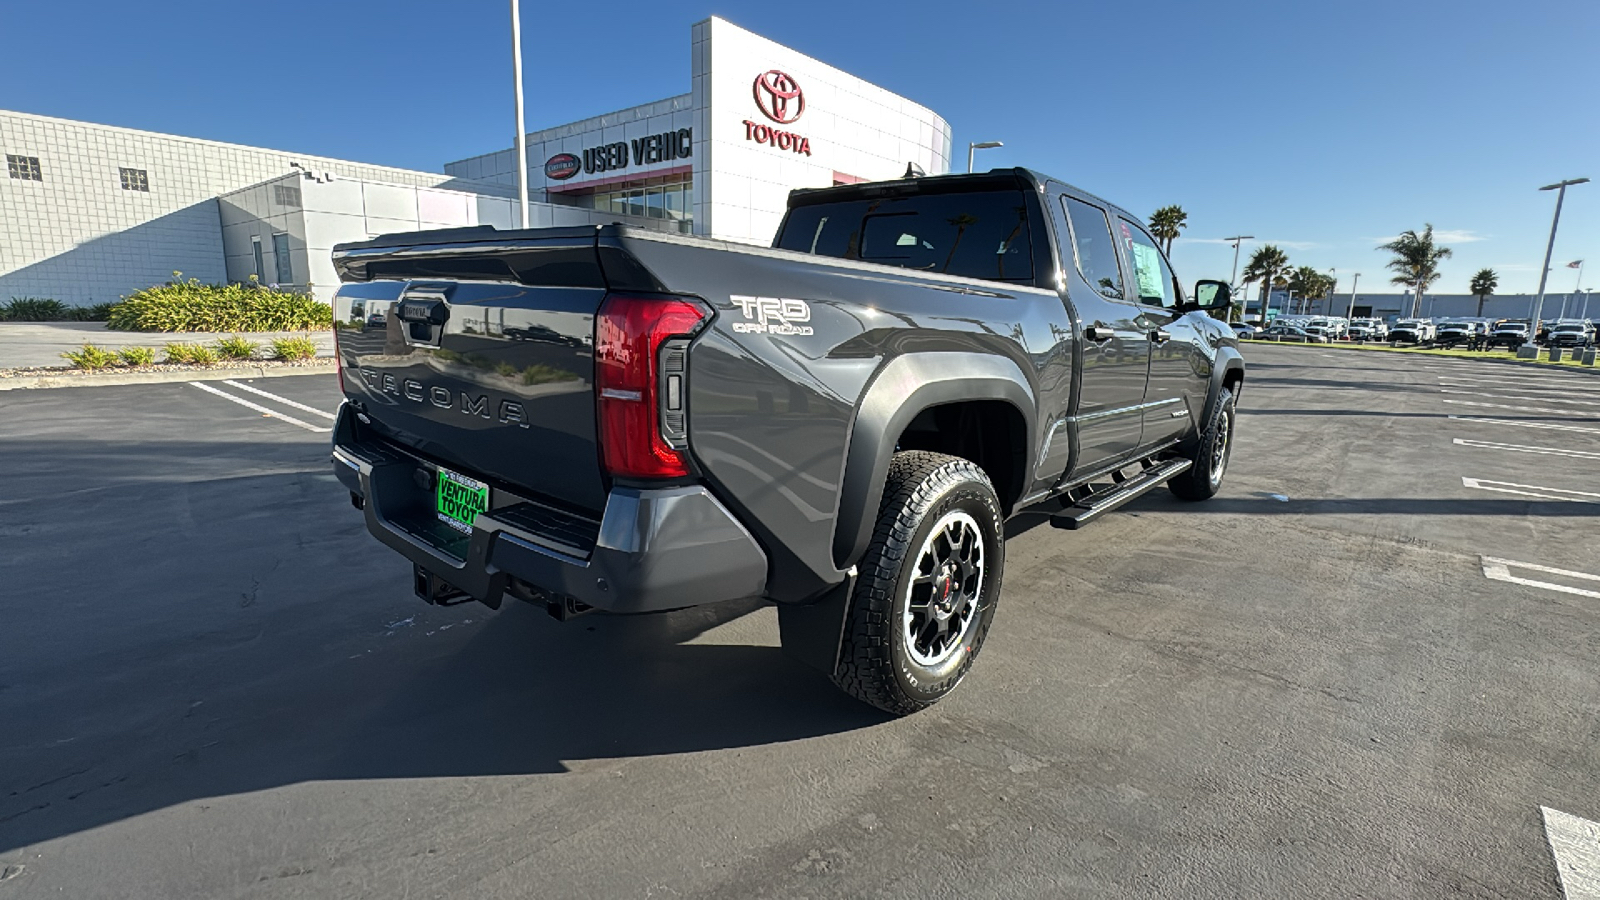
(7, 155, 42, 182)
(272, 233, 293, 285)
(119, 168, 150, 192)
(273, 184, 301, 207)
(571, 174, 693, 233)
(252, 237, 264, 282)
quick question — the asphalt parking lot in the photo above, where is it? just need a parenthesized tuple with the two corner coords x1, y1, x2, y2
(2, 345, 1597, 899)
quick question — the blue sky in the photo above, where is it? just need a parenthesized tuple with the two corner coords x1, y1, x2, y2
(4, 0, 1597, 297)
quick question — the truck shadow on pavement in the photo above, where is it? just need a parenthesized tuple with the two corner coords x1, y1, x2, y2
(0, 455, 886, 853)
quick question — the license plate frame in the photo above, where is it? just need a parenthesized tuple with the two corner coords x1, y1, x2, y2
(435, 467, 489, 535)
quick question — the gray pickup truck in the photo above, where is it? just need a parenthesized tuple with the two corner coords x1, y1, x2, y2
(329, 168, 1245, 714)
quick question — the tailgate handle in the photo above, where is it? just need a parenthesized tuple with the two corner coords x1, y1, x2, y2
(396, 298, 449, 326)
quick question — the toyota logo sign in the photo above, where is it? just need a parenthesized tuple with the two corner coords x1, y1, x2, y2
(753, 70, 805, 124)
(544, 153, 580, 181)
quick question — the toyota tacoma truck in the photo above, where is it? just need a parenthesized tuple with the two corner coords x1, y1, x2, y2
(329, 168, 1245, 715)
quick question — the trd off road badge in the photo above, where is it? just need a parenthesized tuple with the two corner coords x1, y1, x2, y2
(731, 295, 814, 336)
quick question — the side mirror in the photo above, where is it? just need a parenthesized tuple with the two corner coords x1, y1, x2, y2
(1193, 280, 1231, 310)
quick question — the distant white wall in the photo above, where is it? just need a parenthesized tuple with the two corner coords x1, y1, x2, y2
(0, 109, 505, 305)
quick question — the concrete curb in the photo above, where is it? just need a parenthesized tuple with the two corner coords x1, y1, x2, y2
(0, 360, 337, 391)
(1249, 340, 1600, 377)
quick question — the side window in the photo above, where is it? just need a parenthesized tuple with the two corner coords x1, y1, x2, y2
(1116, 217, 1179, 309)
(1060, 196, 1125, 300)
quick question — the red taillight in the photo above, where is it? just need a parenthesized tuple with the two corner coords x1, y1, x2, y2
(595, 294, 708, 479)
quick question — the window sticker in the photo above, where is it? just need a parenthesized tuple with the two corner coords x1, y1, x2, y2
(1131, 242, 1164, 300)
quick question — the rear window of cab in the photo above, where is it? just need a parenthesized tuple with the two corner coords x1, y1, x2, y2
(776, 189, 1035, 283)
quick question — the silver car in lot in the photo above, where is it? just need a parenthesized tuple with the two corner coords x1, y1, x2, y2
(1260, 324, 1328, 343)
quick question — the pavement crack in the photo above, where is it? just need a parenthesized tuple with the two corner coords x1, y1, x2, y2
(0, 803, 48, 824)
(22, 766, 89, 793)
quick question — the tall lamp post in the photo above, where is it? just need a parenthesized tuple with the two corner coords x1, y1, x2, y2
(1224, 235, 1253, 322)
(967, 141, 1003, 173)
(511, 0, 531, 229)
(1531, 177, 1589, 327)
(1345, 272, 1361, 319)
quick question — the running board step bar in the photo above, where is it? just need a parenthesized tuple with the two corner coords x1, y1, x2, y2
(1049, 457, 1193, 530)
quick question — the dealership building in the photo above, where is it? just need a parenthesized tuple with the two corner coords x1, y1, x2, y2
(0, 17, 951, 308)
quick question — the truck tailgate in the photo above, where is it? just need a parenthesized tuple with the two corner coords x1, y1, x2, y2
(333, 233, 607, 515)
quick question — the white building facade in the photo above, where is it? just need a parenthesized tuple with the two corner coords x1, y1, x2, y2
(447, 16, 953, 246)
(0, 110, 527, 305)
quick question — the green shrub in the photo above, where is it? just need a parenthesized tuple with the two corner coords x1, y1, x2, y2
(61, 343, 119, 370)
(270, 336, 318, 361)
(495, 361, 518, 377)
(107, 273, 332, 332)
(65, 302, 116, 322)
(118, 346, 157, 366)
(164, 342, 218, 366)
(520, 364, 580, 385)
(4, 297, 69, 321)
(216, 336, 260, 359)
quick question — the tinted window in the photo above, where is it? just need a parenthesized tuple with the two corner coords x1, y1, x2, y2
(1060, 196, 1124, 300)
(777, 189, 1034, 282)
(1117, 217, 1178, 309)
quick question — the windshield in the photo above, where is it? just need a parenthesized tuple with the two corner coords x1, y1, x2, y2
(1556, 325, 1584, 332)
(776, 189, 1035, 283)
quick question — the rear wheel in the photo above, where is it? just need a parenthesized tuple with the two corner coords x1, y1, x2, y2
(834, 452, 1004, 716)
(1169, 386, 1236, 502)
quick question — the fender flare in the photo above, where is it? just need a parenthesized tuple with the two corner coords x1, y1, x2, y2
(1203, 346, 1246, 426)
(832, 352, 1036, 571)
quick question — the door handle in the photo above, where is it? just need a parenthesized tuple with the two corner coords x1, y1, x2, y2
(1084, 325, 1113, 343)
(1149, 329, 1172, 344)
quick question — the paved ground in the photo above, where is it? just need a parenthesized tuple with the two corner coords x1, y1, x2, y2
(0, 322, 334, 368)
(1, 346, 1597, 898)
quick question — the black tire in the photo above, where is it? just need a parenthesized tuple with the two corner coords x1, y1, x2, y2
(1169, 386, 1236, 502)
(834, 452, 1004, 716)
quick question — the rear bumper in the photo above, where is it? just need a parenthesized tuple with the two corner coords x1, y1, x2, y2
(331, 404, 767, 612)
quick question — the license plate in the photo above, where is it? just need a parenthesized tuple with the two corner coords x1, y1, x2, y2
(435, 468, 488, 535)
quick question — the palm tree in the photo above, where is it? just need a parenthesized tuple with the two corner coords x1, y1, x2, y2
(1287, 266, 1333, 314)
(1470, 268, 1498, 317)
(1378, 224, 1453, 317)
(1240, 245, 1290, 323)
(1148, 205, 1188, 256)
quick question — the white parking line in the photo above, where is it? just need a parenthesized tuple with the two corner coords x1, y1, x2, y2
(221, 380, 337, 420)
(1449, 415, 1600, 436)
(1436, 369, 1593, 382)
(1461, 477, 1600, 503)
(189, 382, 331, 433)
(1443, 398, 1599, 416)
(1440, 388, 1600, 407)
(1452, 438, 1600, 460)
(1439, 379, 1595, 395)
(1542, 805, 1600, 900)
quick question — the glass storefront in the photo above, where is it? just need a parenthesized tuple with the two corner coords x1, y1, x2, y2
(557, 174, 693, 233)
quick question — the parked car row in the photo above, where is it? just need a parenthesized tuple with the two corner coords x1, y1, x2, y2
(1232, 313, 1595, 352)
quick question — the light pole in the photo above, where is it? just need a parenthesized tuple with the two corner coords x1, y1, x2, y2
(1346, 273, 1361, 319)
(1327, 267, 1337, 316)
(967, 141, 1003, 173)
(1224, 235, 1253, 322)
(1532, 177, 1589, 328)
(511, 0, 531, 229)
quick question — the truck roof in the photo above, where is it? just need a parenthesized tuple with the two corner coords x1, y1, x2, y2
(787, 167, 1127, 219)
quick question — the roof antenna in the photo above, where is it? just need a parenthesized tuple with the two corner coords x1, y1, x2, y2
(903, 162, 925, 179)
